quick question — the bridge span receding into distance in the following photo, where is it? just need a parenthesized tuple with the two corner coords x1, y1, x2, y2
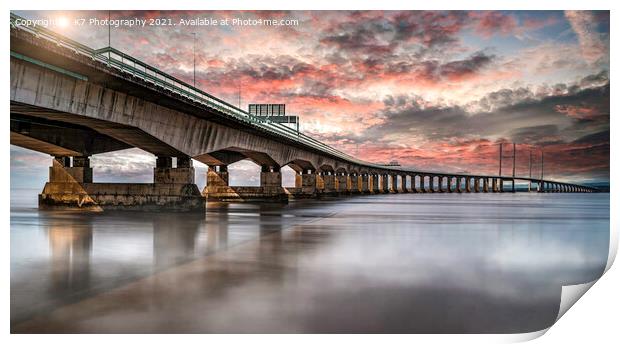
(9, 14, 598, 211)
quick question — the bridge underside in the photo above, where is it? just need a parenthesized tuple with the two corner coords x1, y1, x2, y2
(9, 48, 595, 211)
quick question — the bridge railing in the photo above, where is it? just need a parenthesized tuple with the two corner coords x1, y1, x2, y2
(93, 47, 377, 166)
(9, 14, 601, 190)
(10, 13, 378, 168)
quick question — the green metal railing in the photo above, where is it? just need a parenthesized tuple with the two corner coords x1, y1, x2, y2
(10, 13, 385, 169)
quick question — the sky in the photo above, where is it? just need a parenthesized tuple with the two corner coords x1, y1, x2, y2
(10, 10, 610, 188)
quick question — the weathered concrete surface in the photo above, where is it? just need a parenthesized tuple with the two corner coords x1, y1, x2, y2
(203, 186, 288, 202)
(288, 172, 318, 199)
(317, 174, 337, 195)
(336, 174, 348, 194)
(10, 114, 131, 156)
(361, 174, 370, 193)
(39, 159, 205, 211)
(350, 175, 360, 193)
(202, 168, 288, 202)
(10, 56, 358, 173)
(371, 175, 380, 193)
(39, 182, 205, 211)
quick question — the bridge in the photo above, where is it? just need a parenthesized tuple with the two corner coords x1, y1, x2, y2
(9, 14, 597, 211)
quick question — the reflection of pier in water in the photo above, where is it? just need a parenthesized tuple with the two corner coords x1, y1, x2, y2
(48, 217, 92, 293)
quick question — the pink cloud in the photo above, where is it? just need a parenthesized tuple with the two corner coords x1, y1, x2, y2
(565, 10, 607, 63)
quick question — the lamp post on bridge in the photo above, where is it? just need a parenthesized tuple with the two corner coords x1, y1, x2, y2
(498, 142, 503, 177)
(512, 142, 516, 193)
(528, 150, 532, 192)
(192, 32, 196, 89)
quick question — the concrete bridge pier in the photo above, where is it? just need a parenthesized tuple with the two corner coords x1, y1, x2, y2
(473, 177, 480, 193)
(399, 175, 408, 193)
(318, 171, 337, 196)
(39, 155, 205, 211)
(456, 177, 462, 193)
(382, 174, 390, 193)
(257, 165, 287, 201)
(371, 174, 380, 193)
(350, 173, 360, 194)
(204, 164, 287, 202)
(483, 178, 489, 192)
(290, 169, 318, 198)
(416, 175, 422, 193)
(361, 174, 370, 193)
(499, 179, 504, 192)
(391, 174, 399, 193)
(428, 175, 435, 193)
(335, 172, 349, 194)
(465, 177, 472, 193)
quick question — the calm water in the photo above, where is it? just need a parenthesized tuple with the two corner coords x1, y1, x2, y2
(10, 188, 609, 333)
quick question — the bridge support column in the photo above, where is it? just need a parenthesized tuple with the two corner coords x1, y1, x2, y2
(371, 174, 380, 193)
(319, 172, 337, 195)
(154, 156, 195, 184)
(447, 177, 453, 193)
(260, 166, 282, 188)
(409, 175, 415, 192)
(428, 175, 435, 193)
(350, 174, 360, 193)
(206, 165, 229, 188)
(289, 169, 318, 198)
(361, 174, 370, 193)
(392, 174, 399, 193)
(499, 179, 504, 192)
(40, 155, 205, 211)
(538, 181, 544, 193)
(418, 175, 424, 193)
(465, 177, 471, 193)
(473, 177, 480, 193)
(381, 174, 390, 193)
(400, 175, 409, 193)
(336, 173, 348, 194)
(483, 178, 489, 192)
(47, 155, 93, 183)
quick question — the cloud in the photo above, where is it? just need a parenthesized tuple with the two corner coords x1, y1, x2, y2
(565, 11, 608, 63)
(10, 10, 610, 184)
(344, 79, 609, 179)
(471, 11, 518, 38)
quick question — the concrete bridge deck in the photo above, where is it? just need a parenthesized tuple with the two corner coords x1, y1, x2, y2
(9, 14, 597, 211)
